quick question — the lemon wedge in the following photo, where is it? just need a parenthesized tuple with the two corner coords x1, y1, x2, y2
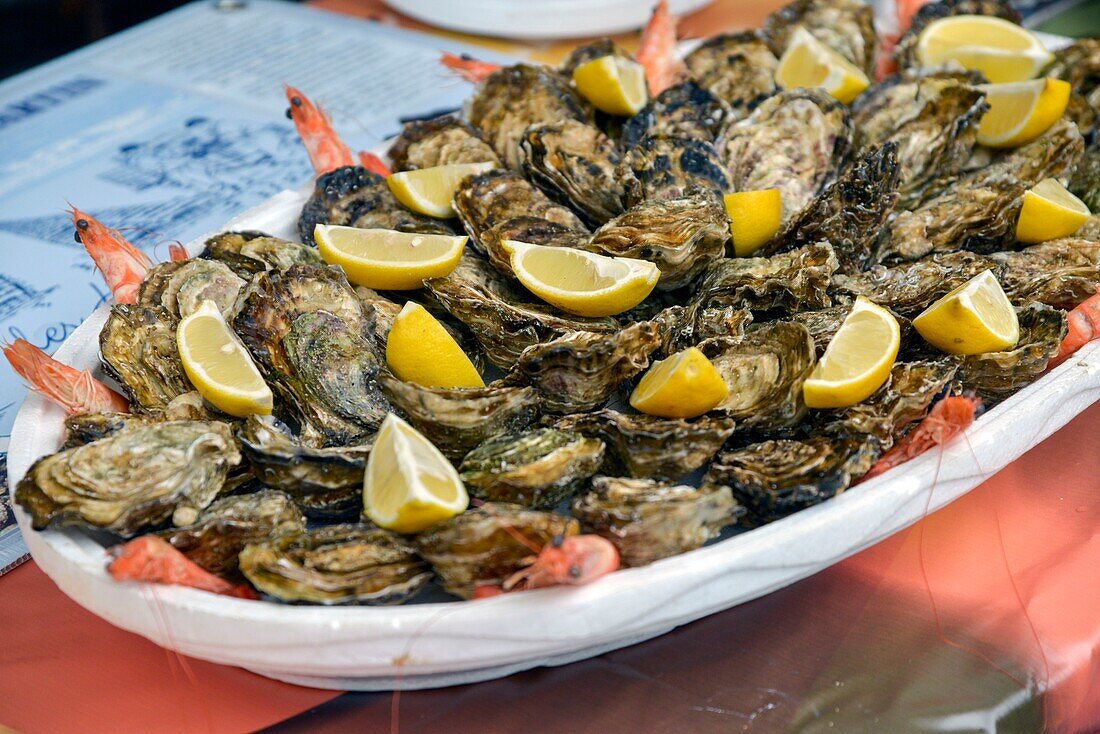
(176, 300, 273, 417)
(630, 347, 729, 419)
(503, 240, 660, 317)
(314, 224, 467, 290)
(724, 189, 783, 257)
(775, 27, 870, 104)
(803, 297, 900, 409)
(572, 55, 649, 116)
(1015, 178, 1091, 244)
(364, 413, 468, 534)
(913, 270, 1020, 355)
(386, 302, 484, 388)
(387, 161, 496, 218)
(916, 15, 1053, 84)
(976, 78, 1071, 148)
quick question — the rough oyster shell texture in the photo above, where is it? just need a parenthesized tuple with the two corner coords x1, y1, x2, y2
(649, 304, 753, 356)
(618, 136, 731, 207)
(1069, 139, 1100, 213)
(992, 239, 1100, 310)
(684, 34, 777, 116)
(199, 231, 324, 278)
(99, 305, 192, 414)
(1048, 38, 1100, 112)
(696, 242, 839, 313)
(388, 115, 500, 171)
(620, 82, 730, 148)
(762, 0, 878, 75)
(236, 415, 369, 496)
(831, 251, 994, 317)
(959, 303, 1067, 402)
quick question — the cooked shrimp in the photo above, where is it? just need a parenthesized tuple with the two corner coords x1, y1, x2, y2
(1049, 290, 1100, 368)
(359, 150, 392, 177)
(167, 243, 189, 261)
(636, 0, 687, 96)
(285, 85, 356, 175)
(109, 535, 259, 600)
(502, 534, 620, 592)
(3, 339, 128, 415)
(440, 52, 501, 84)
(71, 207, 151, 305)
(861, 394, 982, 481)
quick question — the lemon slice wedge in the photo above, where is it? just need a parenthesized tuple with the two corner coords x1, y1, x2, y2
(572, 55, 649, 116)
(916, 15, 1053, 84)
(630, 347, 729, 419)
(503, 240, 660, 317)
(387, 161, 496, 218)
(314, 224, 467, 290)
(177, 300, 273, 417)
(976, 78, 1071, 148)
(775, 27, 870, 104)
(913, 270, 1020, 355)
(364, 413, 468, 534)
(723, 189, 783, 257)
(803, 297, 900, 409)
(1015, 178, 1091, 244)
(386, 302, 484, 388)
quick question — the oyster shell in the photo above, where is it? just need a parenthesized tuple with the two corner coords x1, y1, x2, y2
(703, 435, 879, 523)
(699, 321, 816, 433)
(99, 305, 192, 414)
(696, 242, 839, 313)
(379, 375, 540, 460)
(480, 216, 591, 274)
(831, 250, 994, 317)
(1069, 139, 1100, 212)
(958, 303, 1066, 402)
(16, 420, 240, 533)
(239, 525, 432, 605)
(459, 428, 605, 508)
(154, 258, 244, 320)
(991, 238, 1100, 310)
(618, 136, 731, 207)
(684, 33, 777, 116)
(620, 82, 730, 148)
(894, 0, 1021, 72)
(388, 115, 500, 171)
(719, 89, 852, 226)
(762, 0, 878, 76)
(161, 489, 306, 578)
(236, 414, 369, 495)
(414, 503, 578, 599)
(199, 231, 323, 278)
(508, 320, 661, 414)
(649, 304, 753, 355)
(572, 477, 740, 567)
(554, 410, 736, 480)
(1047, 38, 1100, 111)
(62, 411, 154, 449)
(560, 38, 633, 75)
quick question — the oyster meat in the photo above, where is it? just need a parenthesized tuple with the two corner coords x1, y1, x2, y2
(958, 303, 1066, 402)
(991, 238, 1100, 310)
(684, 34, 777, 116)
(388, 115, 500, 171)
(199, 231, 323, 278)
(572, 477, 741, 567)
(618, 136, 730, 207)
(620, 82, 729, 148)
(99, 305, 192, 414)
(762, 0, 878, 76)
(831, 250, 994, 317)
(153, 258, 245, 320)
(696, 242, 839, 313)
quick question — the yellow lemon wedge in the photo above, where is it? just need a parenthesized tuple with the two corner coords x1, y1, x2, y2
(386, 302, 484, 388)
(916, 15, 1053, 84)
(503, 240, 660, 317)
(1015, 178, 1091, 244)
(976, 78, 1071, 148)
(363, 413, 468, 534)
(724, 189, 783, 257)
(629, 347, 729, 419)
(572, 55, 649, 116)
(314, 224, 467, 290)
(913, 269, 1020, 355)
(387, 161, 496, 218)
(803, 297, 900, 409)
(176, 300, 273, 418)
(775, 27, 870, 104)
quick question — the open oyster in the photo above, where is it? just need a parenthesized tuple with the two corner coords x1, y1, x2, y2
(459, 428, 605, 508)
(684, 34, 777, 116)
(618, 136, 730, 207)
(831, 251, 994, 317)
(699, 321, 816, 433)
(149, 258, 245, 320)
(572, 477, 741, 567)
(508, 320, 661, 414)
(704, 435, 879, 524)
(415, 503, 578, 599)
(388, 115, 500, 171)
(959, 303, 1066, 402)
(992, 239, 1100, 310)
(620, 82, 730, 148)
(696, 242, 838, 313)
(16, 420, 240, 533)
(199, 231, 324, 278)
(719, 89, 852, 226)
(161, 489, 306, 578)
(554, 410, 736, 480)
(893, 0, 1021, 72)
(236, 415, 369, 496)
(649, 304, 754, 355)
(99, 305, 192, 414)
(762, 0, 877, 75)
(379, 375, 540, 460)
(239, 525, 432, 605)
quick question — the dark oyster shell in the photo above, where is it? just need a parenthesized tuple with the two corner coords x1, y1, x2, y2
(762, 0, 878, 75)
(16, 420, 240, 533)
(894, 0, 1022, 72)
(831, 250, 995, 317)
(618, 136, 731, 207)
(649, 304, 754, 355)
(388, 115, 500, 171)
(696, 242, 839, 313)
(236, 415, 369, 495)
(480, 216, 591, 275)
(620, 82, 729, 148)
(572, 477, 741, 567)
(199, 230, 323, 278)
(62, 411, 155, 448)
(554, 410, 736, 480)
(958, 303, 1066, 402)
(992, 239, 1100, 310)
(704, 435, 880, 524)
(161, 489, 306, 578)
(379, 375, 540, 461)
(560, 38, 633, 75)
(684, 34, 777, 116)
(415, 503, 579, 599)
(459, 428, 604, 508)
(99, 305, 192, 414)
(239, 525, 432, 605)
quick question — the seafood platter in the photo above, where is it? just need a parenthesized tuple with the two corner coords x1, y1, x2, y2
(7, 0, 1100, 690)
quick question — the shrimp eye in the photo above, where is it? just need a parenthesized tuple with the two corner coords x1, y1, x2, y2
(76, 219, 89, 230)
(550, 534, 564, 548)
(460, 53, 474, 61)
(568, 566, 581, 578)
(290, 96, 303, 106)
(73, 231, 82, 243)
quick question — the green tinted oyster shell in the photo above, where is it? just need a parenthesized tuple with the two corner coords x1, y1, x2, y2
(199, 231, 323, 278)
(958, 303, 1066, 402)
(684, 34, 777, 116)
(572, 477, 741, 567)
(459, 428, 605, 508)
(62, 411, 156, 449)
(414, 503, 578, 599)
(991, 238, 1100, 310)
(239, 525, 431, 605)
(99, 304, 192, 414)
(388, 115, 500, 171)
(696, 242, 838, 313)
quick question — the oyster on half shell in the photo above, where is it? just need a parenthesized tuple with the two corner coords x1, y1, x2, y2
(958, 303, 1066, 402)
(236, 415, 370, 497)
(388, 115, 500, 171)
(992, 239, 1100, 311)
(696, 242, 838, 313)
(99, 305, 192, 414)
(618, 136, 731, 207)
(199, 231, 324, 278)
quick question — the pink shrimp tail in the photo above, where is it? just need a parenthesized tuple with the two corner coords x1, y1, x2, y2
(167, 243, 189, 261)
(358, 150, 392, 177)
(503, 535, 620, 591)
(440, 52, 501, 84)
(861, 394, 981, 481)
(1050, 290, 1100, 368)
(70, 207, 151, 304)
(109, 536, 259, 600)
(3, 338, 128, 415)
(284, 85, 355, 176)
(636, 0, 687, 96)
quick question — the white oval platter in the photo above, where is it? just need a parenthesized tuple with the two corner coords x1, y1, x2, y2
(8, 187, 1100, 691)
